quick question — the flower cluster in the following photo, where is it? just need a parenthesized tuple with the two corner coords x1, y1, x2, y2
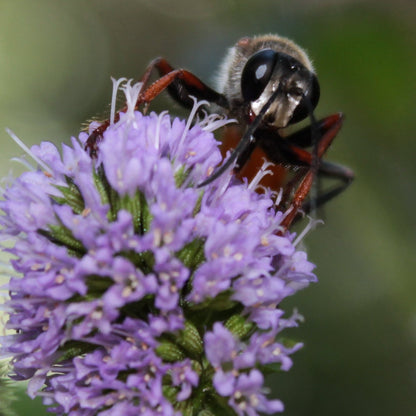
(0, 80, 316, 416)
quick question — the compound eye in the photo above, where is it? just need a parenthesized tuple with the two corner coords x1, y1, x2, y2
(289, 73, 320, 124)
(241, 49, 277, 102)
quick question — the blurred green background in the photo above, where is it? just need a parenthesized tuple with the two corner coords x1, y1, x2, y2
(1, 0, 415, 415)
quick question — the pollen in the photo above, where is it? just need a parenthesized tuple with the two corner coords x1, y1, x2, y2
(82, 208, 91, 217)
(234, 252, 243, 261)
(261, 235, 269, 246)
(55, 274, 65, 284)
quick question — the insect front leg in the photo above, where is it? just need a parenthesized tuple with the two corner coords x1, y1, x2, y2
(85, 58, 229, 156)
(144, 58, 229, 110)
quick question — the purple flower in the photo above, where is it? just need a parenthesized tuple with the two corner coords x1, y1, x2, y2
(0, 79, 317, 415)
(229, 370, 284, 416)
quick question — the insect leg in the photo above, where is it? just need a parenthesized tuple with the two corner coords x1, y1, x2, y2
(278, 113, 348, 230)
(301, 160, 354, 213)
(286, 113, 344, 148)
(144, 58, 229, 110)
(86, 59, 229, 155)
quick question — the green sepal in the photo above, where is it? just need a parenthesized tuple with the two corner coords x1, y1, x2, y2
(117, 250, 155, 274)
(175, 401, 194, 416)
(93, 167, 110, 207)
(51, 185, 85, 214)
(188, 290, 237, 312)
(53, 178, 85, 215)
(95, 161, 153, 233)
(138, 191, 152, 233)
(191, 359, 203, 376)
(156, 340, 185, 362)
(204, 393, 238, 416)
(176, 238, 205, 270)
(162, 385, 177, 402)
(258, 361, 283, 375)
(57, 340, 97, 363)
(118, 192, 144, 234)
(278, 336, 302, 349)
(174, 165, 190, 188)
(94, 165, 119, 222)
(84, 275, 113, 298)
(192, 191, 204, 217)
(38, 224, 86, 255)
(176, 320, 203, 359)
(197, 410, 217, 416)
(225, 314, 255, 340)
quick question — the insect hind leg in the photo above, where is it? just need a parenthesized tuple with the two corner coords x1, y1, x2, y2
(302, 160, 354, 214)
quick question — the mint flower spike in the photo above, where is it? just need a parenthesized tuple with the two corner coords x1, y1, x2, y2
(0, 78, 317, 416)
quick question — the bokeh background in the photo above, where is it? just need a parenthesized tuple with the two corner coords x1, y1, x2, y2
(0, 0, 415, 415)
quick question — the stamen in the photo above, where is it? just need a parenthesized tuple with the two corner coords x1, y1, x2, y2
(110, 77, 127, 125)
(121, 79, 143, 120)
(10, 156, 36, 171)
(5, 129, 52, 175)
(248, 158, 274, 191)
(199, 113, 237, 133)
(292, 216, 323, 247)
(177, 96, 209, 158)
(155, 111, 169, 151)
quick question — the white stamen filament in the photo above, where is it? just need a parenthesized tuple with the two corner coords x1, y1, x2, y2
(248, 158, 274, 191)
(176, 96, 209, 163)
(293, 216, 323, 247)
(110, 77, 127, 124)
(155, 111, 169, 151)
(121, 79, 143, 120)
(199, 113, 237, 132)
(10, 156, 36, 172)
(6, 128, 52, 175)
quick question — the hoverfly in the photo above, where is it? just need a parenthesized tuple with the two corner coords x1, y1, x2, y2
(86, 34, 354, 230)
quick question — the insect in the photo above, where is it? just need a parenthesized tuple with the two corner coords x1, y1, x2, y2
(86, 34, 354, 230)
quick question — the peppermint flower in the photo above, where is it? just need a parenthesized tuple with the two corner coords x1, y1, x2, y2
(0, 79, 317, 416)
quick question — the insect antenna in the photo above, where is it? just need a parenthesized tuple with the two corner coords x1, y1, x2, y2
(198, 84, 283, 187)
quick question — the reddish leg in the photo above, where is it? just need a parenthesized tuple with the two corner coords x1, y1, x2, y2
(85, 58, 228, 155)
(278, 113, 352, 231)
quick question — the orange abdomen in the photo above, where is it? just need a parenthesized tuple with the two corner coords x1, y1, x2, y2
(219, 125, 288, 192)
